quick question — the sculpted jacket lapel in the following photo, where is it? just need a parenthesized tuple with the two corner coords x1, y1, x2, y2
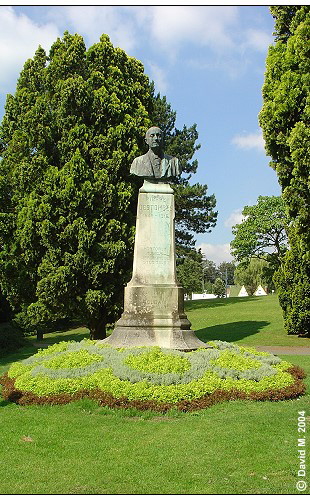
(145, 151, 155, 176)
(161, 155, 170, 177)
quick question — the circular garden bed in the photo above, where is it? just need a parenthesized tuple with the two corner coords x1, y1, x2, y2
(0, 340, 306, 412)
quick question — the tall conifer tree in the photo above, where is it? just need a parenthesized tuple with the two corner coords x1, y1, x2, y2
(0, 33, 151, 338)
(0, 32, 217, 339)
(259, 6, 310, 336)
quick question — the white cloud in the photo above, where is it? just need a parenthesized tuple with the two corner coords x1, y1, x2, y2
(0, 7, 60, 93)
(245, 28, 272, 52)
(224, 209, 246, 228)
(231, 131, 265, 152)
(59, 6, 239, 61)
(58, 6, 137, 52)
(2, 6, 271, 96)
(197, 243, 234, 265)
(148, 6, 238, 53)
(148, 63, 168, 94)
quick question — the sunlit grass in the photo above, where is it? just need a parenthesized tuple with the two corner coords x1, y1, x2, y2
(186, 294, 310, 347)
(15, 295, 310, 350)
(0, 354, 309, 494)
(0, 294, 309, 494)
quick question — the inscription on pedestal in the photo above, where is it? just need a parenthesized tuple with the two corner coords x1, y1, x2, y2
(139, 194, 173, 219)
(141, 247, 169, 266)
(132, 191, 176, 285)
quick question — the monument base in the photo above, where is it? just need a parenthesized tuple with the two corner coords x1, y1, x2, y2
(99, 327, 207, 351)
(99, 283, 209, 351)
(98, 179, 210, 351)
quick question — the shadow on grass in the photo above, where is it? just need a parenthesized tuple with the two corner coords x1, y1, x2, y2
(0, 329, 90, 372)
(195, 320, 270, 343)
(39, 329, 89, 345)
(0, 399, 12, 407)
(0, 343, 38, 370)
(185, 296, 258, 311)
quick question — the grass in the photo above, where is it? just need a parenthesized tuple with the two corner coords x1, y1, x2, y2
(186, 294, 310, 347)
(0, 295, 309, 494)
(0, 354, 309, 494)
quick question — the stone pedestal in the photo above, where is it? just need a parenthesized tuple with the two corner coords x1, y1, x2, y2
(100, 180, 208, 350)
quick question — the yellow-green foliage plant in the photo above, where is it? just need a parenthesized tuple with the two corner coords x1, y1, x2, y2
(2, 339, 305, 410)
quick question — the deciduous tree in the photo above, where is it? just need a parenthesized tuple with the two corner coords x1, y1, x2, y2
(176, 253, 204, 297)
(231, 196, 289, 270)
(234, 259, 271, 296)
(202, 259, 217, 285)
(217, 262, 236, 286)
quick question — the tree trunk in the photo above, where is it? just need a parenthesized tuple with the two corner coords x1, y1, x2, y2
(36, 331, 43, 341)
(89, 318, 107, 340)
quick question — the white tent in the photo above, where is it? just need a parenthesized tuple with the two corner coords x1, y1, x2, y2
(254, 285, 267, 296)
(238, 285, 248, 297)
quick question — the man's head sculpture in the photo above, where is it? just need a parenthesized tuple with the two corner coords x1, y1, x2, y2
(145, 126, 164, 152)
(130, 126, 180, 180)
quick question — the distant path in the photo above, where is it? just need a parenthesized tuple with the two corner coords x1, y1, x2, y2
(257, 346, 310, 355)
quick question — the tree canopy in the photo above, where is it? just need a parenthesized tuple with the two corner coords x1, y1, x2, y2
(217, 262, 235, 286)
(0, 32, 152, 339)
(202, 259, 235, 290)
(0, 32, 217, 339)
(259, 6, 310, 336)
(259, 6, 310, 249)
(177, 251, 204, 297)
(230, 195, 289, 269)
(234, 258, 271, 296)
(213, 278, 226, 298)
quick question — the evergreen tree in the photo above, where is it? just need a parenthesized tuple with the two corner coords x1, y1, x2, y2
(213, 277, 226, 298)
(259, 7, 310, 336)
(273, 228, 310, 335)
(0, 288, 12, 323)
(0, 32, 151, 339)
(0, 32, 217, 340)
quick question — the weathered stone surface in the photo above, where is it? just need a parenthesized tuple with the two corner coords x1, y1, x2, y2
(131, 182, 175, 285)
(100, 179, 209, 350)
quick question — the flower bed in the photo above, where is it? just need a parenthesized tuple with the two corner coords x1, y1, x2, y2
(0, 340, 306, 412)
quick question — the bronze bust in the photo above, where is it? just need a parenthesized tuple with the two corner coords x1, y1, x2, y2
(130, 126, 180, 180)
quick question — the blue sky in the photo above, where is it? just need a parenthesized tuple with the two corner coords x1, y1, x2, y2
(0, 5, 281, 264)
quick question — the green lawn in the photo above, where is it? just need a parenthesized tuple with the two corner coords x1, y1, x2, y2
(0, 354, 309, 495)
(0, 295, 309, 494)
(186, 294, 310, 347)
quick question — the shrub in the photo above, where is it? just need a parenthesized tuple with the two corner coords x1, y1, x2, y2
(213, 278, 226, 298)
(274, 238, 310, 336)
(124, 347, 191, 374)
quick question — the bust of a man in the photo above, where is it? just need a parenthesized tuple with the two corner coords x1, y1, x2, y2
(130, 126, 180, 180)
